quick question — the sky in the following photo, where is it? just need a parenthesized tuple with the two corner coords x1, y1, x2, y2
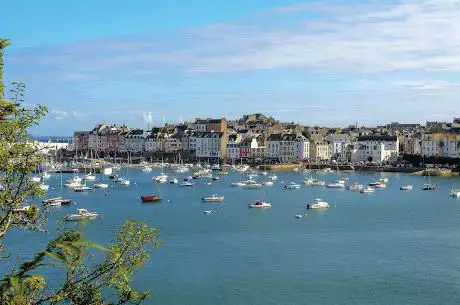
(3, 0, 460, 135)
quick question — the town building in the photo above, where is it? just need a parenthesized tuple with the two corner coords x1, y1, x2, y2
(72, 131, 89, 152)
(309, 140, 331, 162)
(194, 131, 227, 161)
(421, 132, 460, 158)
(352, 135, 399, 163)
(124, 129, 148, 153)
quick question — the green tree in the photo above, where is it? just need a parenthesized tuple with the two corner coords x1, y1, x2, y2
(0, 39, 161, 304)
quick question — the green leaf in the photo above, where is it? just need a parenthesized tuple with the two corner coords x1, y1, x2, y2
(44, 251, 66, 262)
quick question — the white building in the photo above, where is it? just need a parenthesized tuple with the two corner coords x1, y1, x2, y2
(327, 134, 351, 157)
(352, 135, 399, 163)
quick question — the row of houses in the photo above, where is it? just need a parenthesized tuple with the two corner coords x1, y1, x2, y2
(71, 116, 460, 163)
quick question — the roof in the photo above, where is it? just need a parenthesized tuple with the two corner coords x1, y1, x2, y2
(194, 132, 224, 139)
(267, 134, 282, 141)
(357, 135, 397, 142)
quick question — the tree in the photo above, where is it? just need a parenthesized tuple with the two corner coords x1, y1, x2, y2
(0, 39, 161, 304)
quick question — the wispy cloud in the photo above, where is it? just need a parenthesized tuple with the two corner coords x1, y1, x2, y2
(9, 0, 460, 80)
(51, 109, 68, 120)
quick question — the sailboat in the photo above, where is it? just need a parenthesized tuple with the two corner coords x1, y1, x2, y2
(421, 169, 437, 191)
(140, 179, 162, 203)
(117, 153, 131, 186)
(94, 170, 109, 189)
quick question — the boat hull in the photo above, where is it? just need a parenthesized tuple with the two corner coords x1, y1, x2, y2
(141, 196, 162, 203)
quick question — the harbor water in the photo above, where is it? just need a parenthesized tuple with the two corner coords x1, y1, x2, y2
(5, 169, 460, 305)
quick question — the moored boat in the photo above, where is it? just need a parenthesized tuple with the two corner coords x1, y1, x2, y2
(306, 198, 330, 209)
(311, 179, 326, 186)
(65, 208, 98, 221)
(284, 182, 301, 189)
(400, 184, 413, 191)
(202, 194, 225, 202)
(180, 181, 194, 187)
(42, 197, 72, 205)
(347, 183, 363, 191)
(421, 184, 437, 191)
(74, 186, 92, 192)
(94, 183, 109, 189)
(243, 180, 263, 189)
(450, 189, 460, 198)
(248, 200, 271, 208)
(360, 186, 375, 193)
(140, 195, 162, 203)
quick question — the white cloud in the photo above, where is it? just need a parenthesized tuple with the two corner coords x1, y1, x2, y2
(51, 109, 68, 120)
(393, 80, 460, 91)
(10, 0, 460, 78)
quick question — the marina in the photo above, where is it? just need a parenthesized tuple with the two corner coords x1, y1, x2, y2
(5, 165, 460, 305)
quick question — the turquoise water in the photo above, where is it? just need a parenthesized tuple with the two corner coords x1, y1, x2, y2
(5, 170, 460, 304)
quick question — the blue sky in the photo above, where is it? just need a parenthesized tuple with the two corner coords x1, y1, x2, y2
(3, 0, 460, 135)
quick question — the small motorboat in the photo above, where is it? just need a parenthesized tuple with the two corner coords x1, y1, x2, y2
(42, 197, 72, 206)
(306, 199, 330, 209)
(347, 183, 363, 191)
(369, 181, 383, 187)
(263, 181, 274, 186)
(284, 182, 301, 189)
(140, 195, 162, 203)
(169, 178, 179, 184)
(65, 208, 98, 221)
(261, 171, 268, 176)
(117, 178, 130, 186)
(373, 182, 387, 189)
(202, 194, 225, 202)
(450, 189, 460, 198)
(421, 184, 437, 191)
(74, 186, 92, 192)
(212, 176, 220, 181)
(181, 181, 194, 187)
(326, 181, 346, 188)
(248, 200, 271, 208)
(400, 185, 413, 191)
(153, 173, 168, 183)
(268, 174, 278, 181)
(243, 180, 263, 189)
(295, 214, 303, 219)
(94, 183, 109, 189)
(360, 186, 375, 193)
(83, 173, 96, 181)
(65, 181, 82, 188)
(311, 179, 326, 186)
(203, 210, 212, 215)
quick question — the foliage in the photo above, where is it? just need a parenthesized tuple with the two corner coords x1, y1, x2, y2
(0, 39, 161, 304)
